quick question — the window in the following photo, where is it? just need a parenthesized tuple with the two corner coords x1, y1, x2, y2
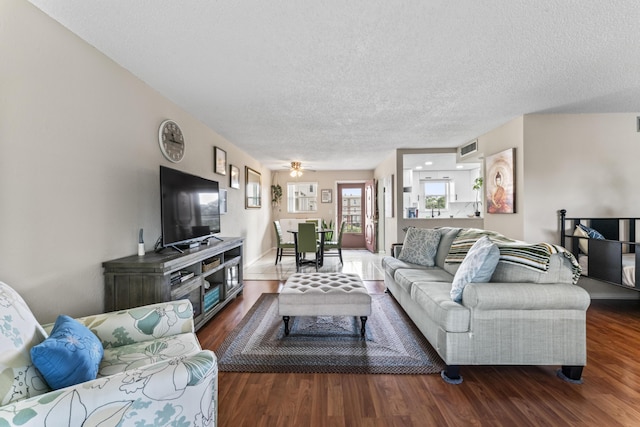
(341, 187, 362, 233)
(424, 181, 448, 210)
(287, 182, 318, 213)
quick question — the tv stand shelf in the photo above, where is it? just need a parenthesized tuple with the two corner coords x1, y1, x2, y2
(103, 237, 244, 331)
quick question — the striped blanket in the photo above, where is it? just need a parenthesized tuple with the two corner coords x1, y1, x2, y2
(445, 228, 582, 284)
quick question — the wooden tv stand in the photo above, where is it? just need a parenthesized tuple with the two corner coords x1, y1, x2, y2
(103, 237, 244, 331)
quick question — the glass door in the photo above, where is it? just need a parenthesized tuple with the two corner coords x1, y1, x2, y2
(338, 183, 366, 249)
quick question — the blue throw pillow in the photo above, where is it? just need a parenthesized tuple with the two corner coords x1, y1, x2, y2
(578, 224, 605, 240)
(30, 315, 103, 390)
(450, 236, 500, 303)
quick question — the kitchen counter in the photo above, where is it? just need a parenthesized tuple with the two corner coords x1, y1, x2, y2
(398, 217, 484, 238)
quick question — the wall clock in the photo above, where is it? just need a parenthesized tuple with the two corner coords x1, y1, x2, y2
(158, 119, 185, 163)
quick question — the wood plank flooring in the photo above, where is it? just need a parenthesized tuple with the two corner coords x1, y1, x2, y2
(197, 281, 640, 427)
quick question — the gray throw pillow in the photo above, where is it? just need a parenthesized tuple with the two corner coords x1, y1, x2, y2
(450, 236, 500, 302)
(398, 228, 442, 267)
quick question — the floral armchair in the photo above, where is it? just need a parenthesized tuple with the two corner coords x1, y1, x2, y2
(0, 281, 217, 426)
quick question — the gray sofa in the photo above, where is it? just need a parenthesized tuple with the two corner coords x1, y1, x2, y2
(382, 227, 590, 383)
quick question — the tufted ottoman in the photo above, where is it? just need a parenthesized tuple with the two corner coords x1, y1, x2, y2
(278, 272, 372, 336)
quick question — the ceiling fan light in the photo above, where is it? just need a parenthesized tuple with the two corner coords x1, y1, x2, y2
(290, 161, 303, 177)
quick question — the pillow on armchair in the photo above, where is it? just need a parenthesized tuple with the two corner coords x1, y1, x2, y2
(398, 228, 442, 267)
(30, 315, 103, 390)
(450, 236, 500, 302)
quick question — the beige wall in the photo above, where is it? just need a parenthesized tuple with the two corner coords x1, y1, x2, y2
(523, 113, 640, 241)
(473, 113, 640, 299)
(270, 169, 374, 242)
(0, 0, 272, 322)
(522, 113, 640, 299)
(472, 116, 526, 240)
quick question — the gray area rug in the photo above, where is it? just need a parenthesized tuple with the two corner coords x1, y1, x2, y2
(216, 293, 445, 374)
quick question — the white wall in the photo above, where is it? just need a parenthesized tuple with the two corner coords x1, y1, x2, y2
(0, 0, 272, 322)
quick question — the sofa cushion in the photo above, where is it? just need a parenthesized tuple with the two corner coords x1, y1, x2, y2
(410, 282, 470, 333)
(450, 236, 501, 302)
(394, 268, 454, 295)
(0, 281, 50, 405)
(398, 228, 442, 267)
(30, 315, 103, 390)
(381, 256, 432, 278)
(434, 227, 462, 269)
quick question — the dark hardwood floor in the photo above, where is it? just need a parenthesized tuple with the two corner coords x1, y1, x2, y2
(197, 281, 640, 427)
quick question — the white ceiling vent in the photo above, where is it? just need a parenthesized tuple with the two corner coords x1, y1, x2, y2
(459, 140, 478, 158)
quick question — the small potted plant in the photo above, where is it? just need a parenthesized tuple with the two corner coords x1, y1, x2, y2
(271, 184, 282, 206)
(472, 177, 483, 216)
(322, 219, 334, 240)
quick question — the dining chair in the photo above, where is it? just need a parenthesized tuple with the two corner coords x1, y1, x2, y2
(273, 220, 295, 265)
(296, 222, 320, 271)
(323, 221, 346, 264)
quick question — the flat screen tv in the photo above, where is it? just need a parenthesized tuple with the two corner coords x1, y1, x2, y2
(160, 166, 221, 250)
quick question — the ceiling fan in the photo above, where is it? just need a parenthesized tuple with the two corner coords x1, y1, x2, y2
(283, 161, 315, 177)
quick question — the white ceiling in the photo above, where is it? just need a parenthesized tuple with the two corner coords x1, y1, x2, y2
(28, 0, 640, 171)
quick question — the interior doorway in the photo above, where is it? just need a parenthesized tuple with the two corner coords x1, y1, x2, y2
(338, 183, 365, 249)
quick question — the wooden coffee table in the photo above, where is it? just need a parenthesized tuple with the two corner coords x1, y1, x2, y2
(278, 272, 372, 337)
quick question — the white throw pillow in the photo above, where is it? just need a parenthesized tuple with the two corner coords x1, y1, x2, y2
(573, 225, 589, 254)
(450, 236, 500, 302)
(398, 228, 442, 267)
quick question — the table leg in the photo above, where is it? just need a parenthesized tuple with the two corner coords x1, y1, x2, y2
(293, 233, 300, 272)
(360, 316, 367, 337)
(319, 232, 325, 266)
(283, 316, 290, 335)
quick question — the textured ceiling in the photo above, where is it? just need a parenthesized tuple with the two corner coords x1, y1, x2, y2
(28, 0, 640, 171)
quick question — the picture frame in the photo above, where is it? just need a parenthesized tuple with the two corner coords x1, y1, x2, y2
(321, 189, 332, 203)
(214, 147, 227, 175)
(245, 167, 262, 209)
(230, 164, 240, 189)
(485, 147, 516, 214)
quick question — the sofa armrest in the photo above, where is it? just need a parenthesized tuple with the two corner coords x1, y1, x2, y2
(43, 300, 196, 349)
(391, 243, 403, 258)
(0, 350, 217, 426)
(462, 282, 591, 311)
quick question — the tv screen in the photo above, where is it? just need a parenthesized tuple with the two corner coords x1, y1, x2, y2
(160, 166, 220, 248)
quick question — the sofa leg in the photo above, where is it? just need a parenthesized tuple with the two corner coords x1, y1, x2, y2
(441, 365, 463, 384)
(557, 365, 584, 384)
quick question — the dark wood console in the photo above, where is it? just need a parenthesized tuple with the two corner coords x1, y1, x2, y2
(103, 237, 244, 331)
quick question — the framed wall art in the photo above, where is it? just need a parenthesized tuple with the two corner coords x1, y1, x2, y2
(485, 148, 516, 214)
(214, 147, 227, 175)
(245, 167, 262, 208)
(230, 164, 240, 189)
(321, 189, 332, 203)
